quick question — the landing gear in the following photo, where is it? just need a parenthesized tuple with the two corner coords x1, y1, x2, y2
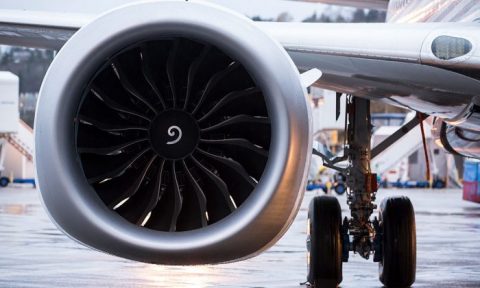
(378, 197, 416, 287)
(308, 96, 417, 287)
(307, 196, 342, 287)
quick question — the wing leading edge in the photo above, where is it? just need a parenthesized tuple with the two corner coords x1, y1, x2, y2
(0, 10, 88, 49)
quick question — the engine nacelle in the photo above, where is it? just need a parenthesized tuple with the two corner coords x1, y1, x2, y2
(434, 118, 480, 159)
(35, 0, 311, 265)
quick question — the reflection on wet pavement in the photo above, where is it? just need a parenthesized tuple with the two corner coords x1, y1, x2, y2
(0, 188, 479, 287)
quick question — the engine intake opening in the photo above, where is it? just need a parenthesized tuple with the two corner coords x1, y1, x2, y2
(75, 37, 271, 232)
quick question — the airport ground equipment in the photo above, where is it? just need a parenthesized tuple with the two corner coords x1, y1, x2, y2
(0, 177, 9, 187)
(462, 160, 480, 203)
(0, 177, 36, 188)
(332, 173, 346, 195)
(0, 72, 35, 188)
(306, 182, 328, 193)
(0, 121, 34, 161)
(0, 121, 35, 188)
(0, 72, 19, 134)
(310, 96, 416, 287)
(382, 179, 445, 189)
(0, 71, 20, 175)
(332, 183, 346, 195)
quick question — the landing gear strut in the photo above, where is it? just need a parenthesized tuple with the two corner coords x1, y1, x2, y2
(307, 96, 416, 287)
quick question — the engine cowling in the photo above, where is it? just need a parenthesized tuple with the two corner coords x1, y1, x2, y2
(35, 0, 311, 265)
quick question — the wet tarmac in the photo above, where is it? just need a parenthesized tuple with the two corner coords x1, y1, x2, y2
(0, 187, 479, 287)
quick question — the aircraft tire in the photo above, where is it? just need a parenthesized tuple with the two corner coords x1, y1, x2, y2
(379, 196, 416, 287)
(307, 196, 342, 287)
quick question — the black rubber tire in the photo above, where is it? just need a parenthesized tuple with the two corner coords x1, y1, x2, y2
(379, 196, 416, 287)
(0, 177, 9, 188)
(307, 196, 342, 288)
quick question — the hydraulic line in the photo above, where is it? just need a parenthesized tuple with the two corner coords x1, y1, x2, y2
(418, 113, 431, 182)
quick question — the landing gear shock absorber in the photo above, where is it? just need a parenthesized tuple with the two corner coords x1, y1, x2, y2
(344, 96, 377, 260)
(307, 96, 416, 288)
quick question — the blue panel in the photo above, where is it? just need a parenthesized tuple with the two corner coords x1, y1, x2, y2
(463, 161, 478, 182)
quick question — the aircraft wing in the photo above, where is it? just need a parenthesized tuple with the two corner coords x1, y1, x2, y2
(2, 5, 479, 121)
(0, 10, 85, 49)
(291, 0, 389, 10)
(260, 21, 480, 123)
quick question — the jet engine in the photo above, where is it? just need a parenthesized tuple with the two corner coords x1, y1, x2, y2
(35, 1, 311, 265)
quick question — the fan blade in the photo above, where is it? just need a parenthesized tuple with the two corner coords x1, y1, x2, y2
(78, 138, 148, 155)
(201, 115, 270, 149)
(183, 45, 210, 110)
(112, 62, 159, 114)
(191, 61, 240, 115)
(95, 154, 157, 208)
(196, 148, 255, 205)
(190, 156, 236, 212)
(199, 138, 268, 180)
(200, 138, 268, 156)
(86, 147, 151, 184)
(76, 122, 129, 149)
(140, 46, 167, 109)
(116, 158, 167, 225)
(201, 115, 269, 132)
(181, 160, 208, 228)
(169, 161, 183, 231)
(78, 115, 148, 133)
(166, 40, 179, 108)
(197, 87, 260, 123)
(145, 162, 176, 232)
(90, 85, 151, 122)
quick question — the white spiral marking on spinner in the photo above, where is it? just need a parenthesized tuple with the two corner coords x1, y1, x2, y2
(166, 125, 182, 145)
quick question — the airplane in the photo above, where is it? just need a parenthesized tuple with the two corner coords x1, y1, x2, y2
(1, 0, 479, 287)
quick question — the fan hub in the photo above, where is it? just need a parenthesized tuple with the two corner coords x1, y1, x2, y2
(149, 109, 199, 160)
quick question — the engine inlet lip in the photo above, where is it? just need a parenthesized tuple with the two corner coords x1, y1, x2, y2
(35, 0, 311, 265)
